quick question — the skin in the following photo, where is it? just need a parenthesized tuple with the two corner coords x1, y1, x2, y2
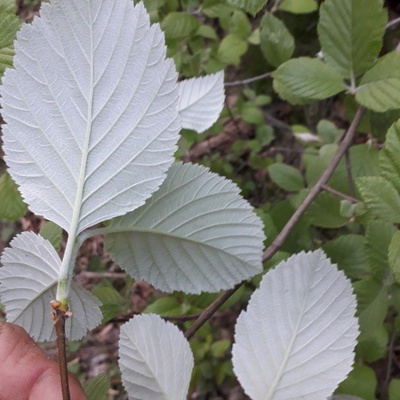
(0, 322, 87, 400)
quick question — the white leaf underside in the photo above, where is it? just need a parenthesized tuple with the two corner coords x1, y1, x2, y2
(119, 314, 193, 400)
(178, 71, 225, 133)
(0, 232, 101, 341)
(106, 162, 265, 293)
(232, 250, 359, 400)
(0, 0, 180, 234)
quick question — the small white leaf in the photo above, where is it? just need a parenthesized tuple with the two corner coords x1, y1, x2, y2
(232, 250, 359, 400)
(0, 232, 101, 341)
(178, 71, 224, 133)
(0, 0, 180, 234)
(106, 162, 264, 293)
(119, 314, 193, 400)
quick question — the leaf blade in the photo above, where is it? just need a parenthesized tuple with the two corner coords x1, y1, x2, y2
(272, 58, 345, 105)
(355, 51, 400, 112)
(106, 162, 265, 293)
(119, 314, 193, 400)
(318, 0, 386, 79)
(232, 250, 359, 400)
(178, 71, 225, 133)
(0, 232, 102, 341)
(0, 0, 180, 234)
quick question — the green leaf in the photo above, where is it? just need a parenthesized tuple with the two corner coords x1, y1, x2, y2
(259, 13, 294, 67)
(336, 364, 377, 400)
(93, 285, 125, 322)
(356, 51, 400, 112)
(388, 231, 400, 284)
(318, 0, 387, 79)
(317, 119, 342, 144)
(350, 144, 380, 178)
(0, 172, 26, 220)
(272, 58, 345, 105)
(278, 0, 318, 14)
(389, 379, 400, 400)
(226, 0, 267, 16)
(365, 220, 396, 281)
(161, 12, 199, 39)
(84, 374, 110, 400)
(230, 10, 251, 39)
(217, 33, 248, 65)
(239, 102, 264, 125)
(0, 0, 17, 13)
(356, 176, 400, 222)
(356, 324, 388, 363)
(306, 192, 350, 228)
(0, 10, 20, 78)
(39, 221, 63, 252)
(380, 119, 400, 194)
(144, 297, 186, 316)
(354, 278, 389, 339)
(267, 163, 304, 192)
(322, 235, 366, 279)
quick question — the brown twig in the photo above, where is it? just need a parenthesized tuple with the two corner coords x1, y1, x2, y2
(51, 301, 71, 400)
(184, 107, 365, 339)
(225, 72, 272, 87)
(321, 184, 359, 203)
(184, 285, 241, 340)
(262, 106, 365, 262)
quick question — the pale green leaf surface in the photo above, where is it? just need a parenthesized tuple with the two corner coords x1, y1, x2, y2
(106, 162, 264, 294)
(329, 396, 364, 400)
(365, 220, 395, 281)
(354, 278, 388, 340)
(0, 10, 21, 78)
(260, 13, 294, 67)
(232, 250, 359, 400)
(322, 235, 366, 279)
(306, 192, 349, 228)
(389, 379, 400, 400)
(356, 324, 388, 363)
(278, 0, 318, 14)
(0, 232, 102, 341)
(380, 119, 400, 194)
(0, 0, 180, 234)
(161, 12, 198, 39)
(84, 374, 110, 400)
(39, 221, 63, 251)
(356, 51, 400, 112)
(217, 33, 248, 65)
(227, 0, 267, 16)
(0, 172, 26, 220)
(272, 58, 345, 104)
(318, 0, 386, 79)
(119, 314, 193, 400)
(356, 176, 400, 222)
(336, 364, 377, 400)
(267, 163, 304, 192)
(0, 0, 17, 13)
(388, 231, 400, 284)
(178, 71, 224, 133)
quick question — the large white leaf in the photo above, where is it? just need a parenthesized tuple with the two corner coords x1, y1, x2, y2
(0, 0, 180, 234)
(119, 314, 193, 400)
(178, 71, 224, 133)
(0, 232, 102, 341)
(232, 250, 359, 400)
(105, 162, 265, 293)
